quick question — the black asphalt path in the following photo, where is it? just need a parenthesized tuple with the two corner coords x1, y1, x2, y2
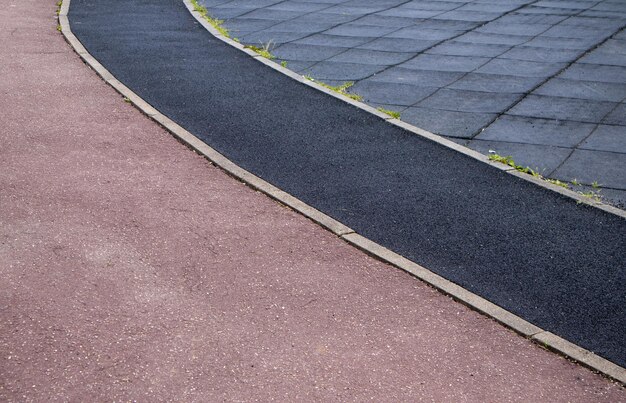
(69, 0, 625, 367)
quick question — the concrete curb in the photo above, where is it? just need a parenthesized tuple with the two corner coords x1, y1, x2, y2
(59, 0, 626, 385)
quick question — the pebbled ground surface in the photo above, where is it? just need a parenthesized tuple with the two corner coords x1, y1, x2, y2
(3, 0, 626, 400)
(67, 0, 626, 367)
(199, 0, 626, 206)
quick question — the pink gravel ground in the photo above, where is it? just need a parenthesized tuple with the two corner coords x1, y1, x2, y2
(0, 0, 624, 401)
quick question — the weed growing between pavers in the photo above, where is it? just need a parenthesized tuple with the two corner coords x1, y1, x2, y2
(488, 151, 603, 203)
(191, 0, 231, 39)
(244, 40, 276, 60)
(377, 107, 401, 119)
(304, 76, 363, 101)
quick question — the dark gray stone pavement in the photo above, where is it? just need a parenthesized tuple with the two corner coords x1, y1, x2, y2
(200, 0, 626, 207)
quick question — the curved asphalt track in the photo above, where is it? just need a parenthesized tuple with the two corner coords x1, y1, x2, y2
(69, 0, 625, 367)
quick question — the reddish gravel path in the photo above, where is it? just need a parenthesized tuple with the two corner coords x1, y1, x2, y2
(0, 0, 624, 401)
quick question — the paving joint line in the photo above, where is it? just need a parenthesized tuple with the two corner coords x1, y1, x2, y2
(58, 0, 626, 385)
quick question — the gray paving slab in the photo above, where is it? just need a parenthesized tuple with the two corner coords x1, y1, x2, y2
(534, 78, 626, 102)
(294, 34, 374, 48)
(553, 149, 626, 189)
(508, 95, 617, 123)
(241, 30, 310, 44)
(327, 49, 414, 65)
(350, 14, 417, 28)
(417, 89, 522, 113)
(368, 67, 464, 87)
(357, 37, 438, 52)
(476, 22, 552, 36)
(602, 103, 626, 126)
(476, 58, 567, 78)
(525, 35, 606, 49)
(301, 61, 386, 80)
(426, 41, 511, 57)
(499, 46, 583, 63)
(385, 27, 463, 41)
(475, 115, 596, 147)
(399, 54, 489, 72)
(325, 24, 397, 37)
(467, 140, 572, 175)
(455, 32, 533, 46)
(273, 43, 347, 62)
(561, 63, 626, 84)
(580, 124, 626, 153)
(448, 73, 544, 93)
(350, 80, 439, 106)
(263, 20, 337, 33)
(401, 107, 496, 138)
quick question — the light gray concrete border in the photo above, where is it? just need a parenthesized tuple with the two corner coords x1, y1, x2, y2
(58, 0, 626, 385)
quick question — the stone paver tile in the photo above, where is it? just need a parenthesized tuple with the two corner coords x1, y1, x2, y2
(279, 60, 317, 72)
(591, 1, 626, 12)
(402, 1, 460, 11)
(614, 30, 626, 40)
(499, 46, 582, 63)
(294, 34, 375, 48)
(377, 7, 443, 19)
(417, 88, 522, 113)
(368, 67, 464, 86)
(541, 25, 613, 40)
(476, 115, 595, 147)
(433, 10, 503, 22)
(457, 2, 526, 13)
(327, 49, 414, 65)
(402, 107, 496, 138)
(273, 43, 348, 62)
(525, 36, 602, 49)
(467, 139, 571, 175)
(236, 8, 305, 21)
(581, 9, 626, 19)
(560, 64, 626, 83)
(426, 41, 511, 57)
(534, 78, 626, 102)
(267, 1, 331, 12)
(580, 124, 626, 153)
(534, 0, 598, 10)
(219, 18, 279, 32)
(417, 19, 481, 31)
(509, 95, 617, 123)
(221, 0, 283, 8)
(350, 80, 439, 105)
(263, 20, 338, 33)
(517, 6, 580, 16)
(448, 73, 544, 93)
(325, 24, 398, 37)
(351, 14, 417, 28)
(594, 38, 626, 54)
(241, 30, 310, 44)
(497, 13, 568, 25)
(205, 7, 251, 19)
(477, 58, 566, 78)
(476, 22, 552, 36)
(301, 61, 386, 80)
(385, 27, 463, 40)
(358, 37, 438, 52)
(579, 51, 626, 67)
(321, 5, 389, 15)
(560, 15, 626, 29)
(456, 32, 533, 46)
(296, 12, 356, 24)
(552, 149, 626, 189)
(602, 103, 626, 126)
(400, 54, 490, 72)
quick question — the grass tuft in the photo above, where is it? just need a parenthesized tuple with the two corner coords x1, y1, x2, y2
(304, 76, 363, 101)
(244, 40, 276, 59)
(191, 0, 231, 38)
(377, 107, 401, 119)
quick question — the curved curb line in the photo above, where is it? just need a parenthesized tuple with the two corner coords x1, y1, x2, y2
(184, 0, 626, 219)
(58, 0, 626, 385)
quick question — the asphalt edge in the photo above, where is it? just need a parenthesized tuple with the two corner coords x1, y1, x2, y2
(58, 0, 626, 385)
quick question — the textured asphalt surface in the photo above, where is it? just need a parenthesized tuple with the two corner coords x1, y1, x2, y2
(200, 0, 626, 206)
(68, 0, 626, 367)
(6, 1, 626, 399)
